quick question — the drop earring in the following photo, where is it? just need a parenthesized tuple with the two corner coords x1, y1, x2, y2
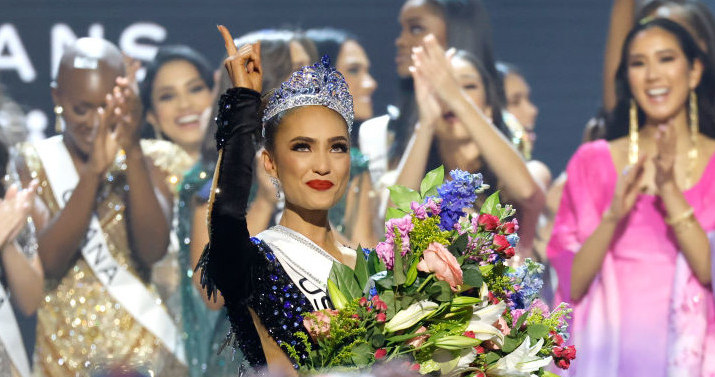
(54, 105, 64, 134)
(629, 99, 639, 165)
(271, 177, 281, 199)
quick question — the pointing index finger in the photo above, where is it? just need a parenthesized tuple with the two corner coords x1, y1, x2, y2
(217, 25, 238, 56)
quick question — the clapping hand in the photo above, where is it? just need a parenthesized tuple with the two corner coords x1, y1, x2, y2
(87, 95, 121, 175)
(218, 25, 262, 93)
(0, 180, 38, 248)
(410, 34, 461, 104)
(607, 154, 647, 221)
(111, 57, 143, 152)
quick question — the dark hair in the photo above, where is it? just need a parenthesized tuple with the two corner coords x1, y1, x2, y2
(0, 140, 7, 197)
(200, 30, 299, 164)
(607, 18, 715, 140)
(305, 28, 358, 64)
(391, 0, 504, 166)
(454, 50, 507, 134)
(639, 0, 715, 53)
(140, 45, 214, 118)
(139, 45, 214, 140)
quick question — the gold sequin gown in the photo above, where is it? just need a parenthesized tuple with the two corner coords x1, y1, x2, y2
(16, 139, 191, 377)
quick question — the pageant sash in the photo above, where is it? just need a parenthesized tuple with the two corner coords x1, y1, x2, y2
(258, 226, 354, 311)
(0, 283, 31, 377)
(35, 136, 186, 365)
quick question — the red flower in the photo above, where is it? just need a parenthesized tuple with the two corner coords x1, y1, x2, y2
(373, 299, 388, 312)
(478, 214, 499, 231)
(376, 312, 387, 323)
(359, 297, 368, 307)
(492, 234, 510, 252)
(463, 331, 476, 338)
(474, 345, 485, 354)
(556, 358, 571, 369)
(552, 346, 564, 358)
(475, 371, 487, 377)
(410, 364, 420, 371)
(563, 345, 577, 360)
(550, 331, 564, 346)
(501, 247, 516, 259)
(352, 314, 360, 319)
(500, 220, 518, 234)
(374, 348, 387, 360)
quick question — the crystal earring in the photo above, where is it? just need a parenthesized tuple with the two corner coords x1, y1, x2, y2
(629, 99, 639, 165)
(271, 177, 281, 199)
(54, 105, 64, 134)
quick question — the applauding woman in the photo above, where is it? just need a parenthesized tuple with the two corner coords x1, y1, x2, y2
(548, 19, 715, 376)
(198, 26, 357, 375)
(396, 35, 545, 256)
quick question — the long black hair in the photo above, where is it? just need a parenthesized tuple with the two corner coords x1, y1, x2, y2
(305, 28, 358, 64)
(140, 45, 214, 140)
(607, 18, 715, 140)
(390, 0, 503, 166)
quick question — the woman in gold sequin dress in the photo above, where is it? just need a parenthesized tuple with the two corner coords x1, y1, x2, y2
(13, 38, 187, 376)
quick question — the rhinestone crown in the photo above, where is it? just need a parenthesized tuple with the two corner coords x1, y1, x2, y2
(262, 55, 354, 129)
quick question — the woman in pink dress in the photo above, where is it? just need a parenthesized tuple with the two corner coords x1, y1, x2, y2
(548, 18, 715, 377)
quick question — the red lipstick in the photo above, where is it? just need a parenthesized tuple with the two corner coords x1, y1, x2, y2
(306, 180, 334, 191)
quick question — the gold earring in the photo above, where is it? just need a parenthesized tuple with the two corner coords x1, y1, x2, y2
(54, 106, 64, 134)
(689, 90, 699, 158)
(629, 99, 639, 165)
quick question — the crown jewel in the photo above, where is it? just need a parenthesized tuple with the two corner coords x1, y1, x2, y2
(262, 55, 354, 129)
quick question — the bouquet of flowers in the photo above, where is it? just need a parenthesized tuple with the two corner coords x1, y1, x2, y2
(283, 167, 575, 376)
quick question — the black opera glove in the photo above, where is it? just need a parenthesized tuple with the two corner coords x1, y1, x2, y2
(215, 87, 261, 150)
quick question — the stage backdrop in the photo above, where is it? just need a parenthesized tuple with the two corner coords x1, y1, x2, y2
(1, 0, 713, 172)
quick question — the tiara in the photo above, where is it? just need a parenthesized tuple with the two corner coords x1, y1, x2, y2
(262, 55, 354, 130)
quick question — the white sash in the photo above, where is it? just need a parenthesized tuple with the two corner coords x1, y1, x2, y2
(0, 283, 31, 377)
(34, 136, 186, 365)
(258, 226, 354, 311)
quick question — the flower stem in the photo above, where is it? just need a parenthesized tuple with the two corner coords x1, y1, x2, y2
(417, 275, 435, 293)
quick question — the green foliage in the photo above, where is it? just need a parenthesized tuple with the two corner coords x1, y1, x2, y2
(388, 185, 420, 212)
(420, 166, 444, 198)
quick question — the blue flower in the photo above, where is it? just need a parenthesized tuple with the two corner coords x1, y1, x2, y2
(507, 259, 545, 309)
(362, 248, 372, 260)
(507, 234, 520, 247)
(436, 170, 484, 231)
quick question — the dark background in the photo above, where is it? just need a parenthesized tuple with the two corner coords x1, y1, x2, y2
(1, 0, 713, 173)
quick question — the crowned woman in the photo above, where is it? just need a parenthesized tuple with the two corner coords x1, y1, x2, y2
(198, 26, 357, 375)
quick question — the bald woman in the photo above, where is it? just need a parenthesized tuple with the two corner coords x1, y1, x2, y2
(13, 38, 188, 376)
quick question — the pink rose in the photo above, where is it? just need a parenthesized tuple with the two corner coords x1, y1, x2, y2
(492, 234, 510, 252)
(477, 213, 499, 232)
(495, 317, 510, 335)
(303, 309, 338, 341)
(406, 326, 429, 348)
(417, 242, 463, 291)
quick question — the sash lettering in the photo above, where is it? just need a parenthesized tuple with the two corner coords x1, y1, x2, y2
(34, 136, 186, 364)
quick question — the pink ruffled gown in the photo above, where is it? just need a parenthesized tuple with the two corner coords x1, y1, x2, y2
(547, 140, 715, 377)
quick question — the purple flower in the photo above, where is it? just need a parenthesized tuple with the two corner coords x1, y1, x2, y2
(376, 241, 394, 270)
(411, 201, 428, 220)
(425, 197, 441, 215)
(436, 170, 484, 231)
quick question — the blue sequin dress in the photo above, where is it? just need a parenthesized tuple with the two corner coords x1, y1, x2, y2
(197, 88, 323, 368)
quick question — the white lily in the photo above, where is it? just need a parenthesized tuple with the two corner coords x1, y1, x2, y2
(487, 336, 553, 377)
(385, 300, 439, 332)
(465, 300, 507, 347)
(421, 348, 477, 377)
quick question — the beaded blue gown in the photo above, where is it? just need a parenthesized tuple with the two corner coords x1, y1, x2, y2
(197, 87, 329, 368)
